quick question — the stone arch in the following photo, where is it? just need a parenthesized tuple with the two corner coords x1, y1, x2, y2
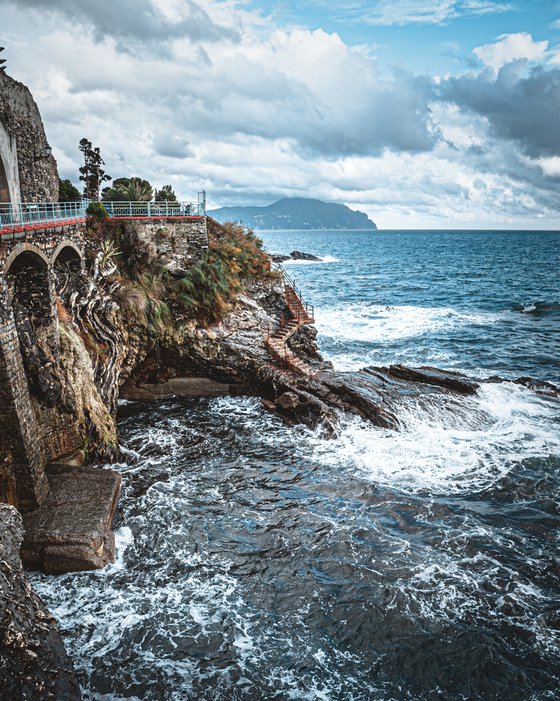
(5, 248, 53, 325)
(3, 243, 50, 276)
(52, 241, 83, 271)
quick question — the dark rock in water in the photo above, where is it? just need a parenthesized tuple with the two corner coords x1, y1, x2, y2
(486, 375, 559, 398)
(0, 505, 82, 700)
(290, 250, 321, 261)
(514, 376, 559, 397)
(375, 365, 480, 395)
(271, 251, 321, 262)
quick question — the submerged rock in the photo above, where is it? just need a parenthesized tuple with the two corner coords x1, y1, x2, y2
(0, 505, 82, 700)
(486, 375, 559, 398)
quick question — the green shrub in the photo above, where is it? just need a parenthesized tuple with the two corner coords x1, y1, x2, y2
(86, 201, 108, 219)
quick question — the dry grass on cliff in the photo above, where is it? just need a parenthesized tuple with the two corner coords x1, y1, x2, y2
(89, 219, 273, 329)
(167, 223, 274, 324)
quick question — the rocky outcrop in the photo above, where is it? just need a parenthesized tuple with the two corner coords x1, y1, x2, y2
(272, 250, 322, 263)
(0, 504, 81, 700)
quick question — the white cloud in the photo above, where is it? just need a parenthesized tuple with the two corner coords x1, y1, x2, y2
(533, 156, 560, 178)
(0, 0, 559, 228)
(354, 0, 512, 26)
(473, 32, 549, 71)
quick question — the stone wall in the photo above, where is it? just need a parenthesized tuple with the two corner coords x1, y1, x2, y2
(0, 224, 86, 511)
(0, 70, 58, 202)
(123, 217, 209, 261)
(0, 120, 20, 202)
(0, 276, 50, 510)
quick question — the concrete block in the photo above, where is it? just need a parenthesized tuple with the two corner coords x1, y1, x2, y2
(21, 466, 121, 574)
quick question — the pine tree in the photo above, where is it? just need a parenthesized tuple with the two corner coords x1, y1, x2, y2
(79, 138, 111, 201)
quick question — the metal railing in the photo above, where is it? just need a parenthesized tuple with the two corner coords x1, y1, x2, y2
(273, 262, 315, 322)
(102, 201, 204, 218)
(0, 201, 88, 234)
(0, 199, 207, 235)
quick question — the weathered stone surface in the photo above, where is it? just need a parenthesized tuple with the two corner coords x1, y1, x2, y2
(0, 504, 82, 700)
(0, 70, 59, 202)
(379, 364, 480, 395)
(121, 376, 232, 401)
(21, 467, 121, 575)
(120, 218, 208, 261)
(275, 391, 301, 411)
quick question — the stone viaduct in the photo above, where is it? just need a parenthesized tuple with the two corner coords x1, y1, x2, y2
(0, 68, 208, 549)
(0, 223, 86, 510)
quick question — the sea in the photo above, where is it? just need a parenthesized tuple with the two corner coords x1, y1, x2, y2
(31, 229, 560, 701)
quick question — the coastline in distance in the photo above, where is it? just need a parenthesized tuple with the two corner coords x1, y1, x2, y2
(208, 197, 377, 230)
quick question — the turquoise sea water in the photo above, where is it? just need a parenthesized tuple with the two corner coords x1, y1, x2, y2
(259, 229, 560, 382)
(31, 229, 560, 701)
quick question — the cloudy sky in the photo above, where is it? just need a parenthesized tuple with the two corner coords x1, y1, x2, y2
(1, 0, 560, 228)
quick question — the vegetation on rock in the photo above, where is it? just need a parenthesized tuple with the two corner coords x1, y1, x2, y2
(87, 219, 274, 334)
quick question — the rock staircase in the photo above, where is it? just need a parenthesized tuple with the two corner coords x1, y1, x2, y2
(265, 265, 315, 375)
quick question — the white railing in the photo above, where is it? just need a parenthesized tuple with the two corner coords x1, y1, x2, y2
(0, 201, 88, 233)
(102, 201, 204, 218)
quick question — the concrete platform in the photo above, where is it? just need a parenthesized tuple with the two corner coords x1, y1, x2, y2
(21, 466, 121, 574)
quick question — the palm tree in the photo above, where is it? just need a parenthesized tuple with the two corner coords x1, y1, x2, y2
(113, 177, 153, 202)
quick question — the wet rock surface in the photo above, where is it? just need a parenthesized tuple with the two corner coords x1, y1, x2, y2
(0, 504, 81, 700)
(21, 466, 122, 575)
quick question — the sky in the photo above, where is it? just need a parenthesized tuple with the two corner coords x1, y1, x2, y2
(1, 0, 560, 228)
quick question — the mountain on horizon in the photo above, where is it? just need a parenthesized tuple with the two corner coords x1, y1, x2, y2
(208, 197, 377, 230)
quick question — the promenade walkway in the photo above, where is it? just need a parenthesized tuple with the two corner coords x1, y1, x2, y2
(0, 199, 205, 236)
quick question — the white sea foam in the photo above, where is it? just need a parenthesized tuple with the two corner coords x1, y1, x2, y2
(315, 303, 499, 345)
(311, 383, 560, 496)
(282, 255, 340, 265)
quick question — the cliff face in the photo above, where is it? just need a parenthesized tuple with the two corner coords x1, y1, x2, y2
(0, 504, 81, 699)
(0, 71, 59, 202)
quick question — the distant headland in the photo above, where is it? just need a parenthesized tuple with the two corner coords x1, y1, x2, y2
(208, 197, 377, 230)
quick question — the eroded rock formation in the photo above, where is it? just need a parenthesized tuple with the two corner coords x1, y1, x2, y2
(0, 504, 81, 699)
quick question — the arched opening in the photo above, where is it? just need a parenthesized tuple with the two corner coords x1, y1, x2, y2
(53, 243, 82, 271)
(0, 153, 11, 229)
(6, 249, 62, 406)
(6, 250, 52, 325)
(52, 243, 83, 310)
